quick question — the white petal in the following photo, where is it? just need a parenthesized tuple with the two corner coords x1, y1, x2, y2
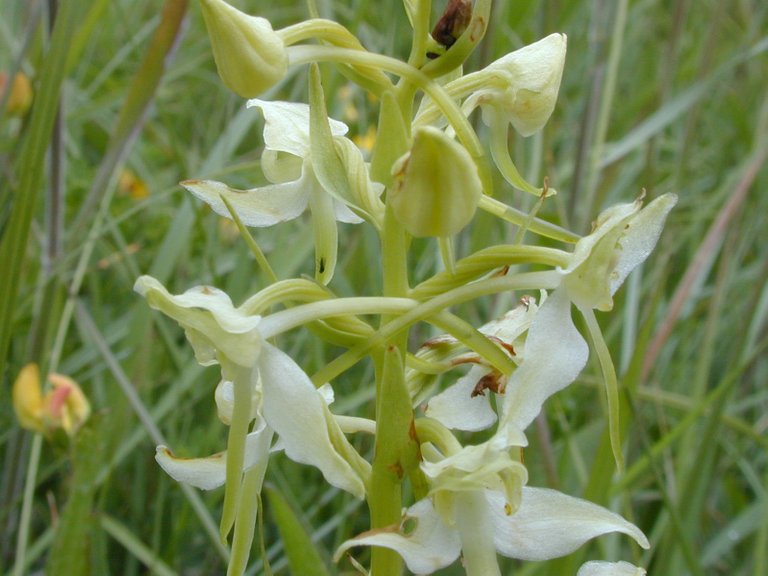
(561, 193, 676, 311)
(500, 289, 588, 432)
(332, 198, 365, 224)
(155, 423, 271, 490)
(425, 365, 498, 431)
(422, 436, 527, 501)
(609, 193, 677, 296)
(134, 276, 262, 368)
(578, 560, 647, 576)
(479, 297, 539, 342)
(259, 342, 366, 498)
(488, 487, 650, 561)
(181, 176, 309, 227)
(247, 99, 347, 157)
(334, 498, 461, 574)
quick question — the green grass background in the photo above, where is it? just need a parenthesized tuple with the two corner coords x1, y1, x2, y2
(1, 0, 766, 574)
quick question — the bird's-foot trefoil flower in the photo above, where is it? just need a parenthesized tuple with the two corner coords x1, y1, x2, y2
(12, 363, 91, 439)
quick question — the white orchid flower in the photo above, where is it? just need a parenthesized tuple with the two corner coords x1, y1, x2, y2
(182, 100, 384, 283)
(336, 483, 649, 575)
(134, 275, 368, 500)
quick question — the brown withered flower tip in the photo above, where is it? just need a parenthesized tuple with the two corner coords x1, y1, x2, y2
(431, 0, 473, 49)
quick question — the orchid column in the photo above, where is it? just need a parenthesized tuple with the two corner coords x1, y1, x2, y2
(135, 1, 675, 575)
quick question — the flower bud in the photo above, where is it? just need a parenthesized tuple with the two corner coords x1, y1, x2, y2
(476, 33, 567, 136)
(199, 0, 287, 98)
(389, 126, 482, 237)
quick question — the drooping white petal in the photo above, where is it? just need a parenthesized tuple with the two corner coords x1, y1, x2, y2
(246, 99, 348, 157)
(181, 175, 310, 227)
(488, 487, 650, 561)
(155, 422, 271, 490)
(577, 560, 647, 576)
(334, 498, 461, 574)
(259, 342, 366, 498)
(134, 276, 262, 368)
(500, 289, 588, 432)
(425, 365, 498, 431)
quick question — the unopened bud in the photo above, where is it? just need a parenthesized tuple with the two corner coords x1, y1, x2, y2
(199, 0, 287, 98)
(477, 33, 567, 136)
(390, 126, 482, 237)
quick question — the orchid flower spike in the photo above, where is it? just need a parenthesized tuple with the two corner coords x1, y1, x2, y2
(182, 100, 384, 283)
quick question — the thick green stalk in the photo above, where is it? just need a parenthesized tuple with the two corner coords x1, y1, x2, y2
(368, 204, 411, 576)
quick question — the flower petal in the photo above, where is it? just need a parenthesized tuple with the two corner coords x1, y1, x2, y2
(500, 289, 588, 432)
(334, 498, 461, 574)
(562, 193, 676, 311)
(259, 342, 366, 498)
(577, 561, 647, 576)
(609, 193, 677, 296)
(246, 99, 348, 157)
(425, 365, 498, 431)
(134, 276, 262, 369)
(181, 176, 310, 227)
(488, 487, 649, 561)
(155, 422, 271, 490)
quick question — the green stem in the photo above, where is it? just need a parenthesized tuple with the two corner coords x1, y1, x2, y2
(310, 272, 561, 386)
(367, 204, 411, 576)
(478, 195, 580, 243)
(220, 365, 256, 542)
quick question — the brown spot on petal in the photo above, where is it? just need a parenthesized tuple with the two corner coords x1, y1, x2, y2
(471, 372, 506, 397)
